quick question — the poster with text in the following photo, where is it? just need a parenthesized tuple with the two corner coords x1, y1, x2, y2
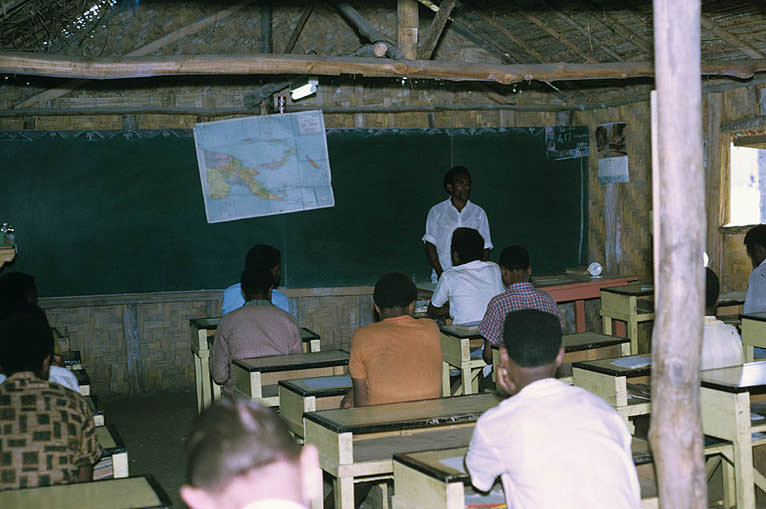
(596, 122, 629, 184)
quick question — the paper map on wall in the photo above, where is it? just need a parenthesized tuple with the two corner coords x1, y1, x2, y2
(193, 111, 334, 223)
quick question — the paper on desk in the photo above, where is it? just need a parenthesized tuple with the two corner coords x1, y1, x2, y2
(439, 456, 467, 474)
(465, 485, 507, 508)
(611, 357, 651, 369)
(302, 375, 352, 390)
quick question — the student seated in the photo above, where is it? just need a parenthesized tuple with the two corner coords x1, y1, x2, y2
(211, 267, 302, 393)
(744, 224, 766, 314)
(465, 310, 641, 509)
(221, 244, 290, 316)
(344, 272, 442, 407)
(478, 245, 560, 363)
(428, 227, 504, 325)
(181, 397, 321, 509)
(702, 267, 744, 370)
(0, 311, 102, 491)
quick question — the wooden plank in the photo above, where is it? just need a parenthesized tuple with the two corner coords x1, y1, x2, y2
(122, 304, 142, 393)
(397, 0, 419, 60)
(417, 0, 456, 60)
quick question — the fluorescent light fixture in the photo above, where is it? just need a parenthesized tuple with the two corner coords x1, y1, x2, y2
(290, 78, 318, 101)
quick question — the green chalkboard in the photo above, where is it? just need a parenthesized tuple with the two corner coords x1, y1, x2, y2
(0, 127, 588, 297)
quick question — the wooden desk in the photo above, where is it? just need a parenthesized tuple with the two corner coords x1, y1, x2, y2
(439, 323, 485, 397)
(304, 393, 503, 509)
(0, 475, 171, 509)
(491, 332, 631, 388)
(86, 395, 104, 427)
(232, 350, 349, 407)
(279, 374, 352, 438)
(0, 245, 16, 269)
(700, 361, 766, 509)
(94, 424, 129, 480)
(718, 291, 746, 316)
(61, 350, 82, 371)
(74, 368, 91, 396)
(189, 316, 321, 413)
(572, 354, 652, 422)
(391, 437, 731, 509)
(740, 313, 766, 362)
(533, 273, 638, 333)
(600, 284, 655, 354)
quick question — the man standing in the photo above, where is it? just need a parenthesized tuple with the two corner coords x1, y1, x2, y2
(423, 166, 492, 283)
(0, 311, 102, 490)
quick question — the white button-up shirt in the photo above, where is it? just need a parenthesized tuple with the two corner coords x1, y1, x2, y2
(702, 316, 744, 371)
(422, 199, 493, 278)
(431, 260, 504, 325)
(466, 378, 641, 509)
(745, 258, 766, 314)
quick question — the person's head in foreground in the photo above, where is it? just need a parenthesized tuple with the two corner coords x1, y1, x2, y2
(450, 227, 484, 266)
(496, 309, 563, 396)
(0, 309, 53, 379)
(245, 244, 282, 288)
(373, 271, 417, 319)
(745, 224, 766, 269)
(180, 398, 321, 509)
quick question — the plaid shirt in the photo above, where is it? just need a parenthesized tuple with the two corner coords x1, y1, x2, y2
(478, 282, 561, 345)
(0, 371, 102, 490)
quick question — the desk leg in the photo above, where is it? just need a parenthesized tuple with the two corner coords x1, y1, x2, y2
(461, 366, 473, 396)
(745, 344, 755, 363)
(575, 300, 586, 333)
(441, 362, 451, 397)
(334, 476, 355, 509)
(193, 353, 204, 414)
(602, 316, 613, 336)
(310, 339, 321, 353)
(733, 435, 755, 508)
(628, 320, 639, 355)
(199, 351, 212, 412)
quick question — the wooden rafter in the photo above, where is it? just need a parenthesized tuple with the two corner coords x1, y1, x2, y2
(516, 9, 597, 63)
(577, 0, 653, 54)
(284, 5, 313, 54)
(14, 0, 256, 109)
(475, 11, 546, 62)
(0, 0, 29, 20)
(3, 51, 766, 83)
(539, 0, 624, 61)
(417, 0, 456, 60)
(701, 14, 764, 59)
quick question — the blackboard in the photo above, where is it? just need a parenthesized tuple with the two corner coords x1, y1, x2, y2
(0, 127, 588, 297)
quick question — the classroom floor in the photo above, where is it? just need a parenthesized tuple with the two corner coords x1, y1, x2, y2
(101, 390, 197, 508)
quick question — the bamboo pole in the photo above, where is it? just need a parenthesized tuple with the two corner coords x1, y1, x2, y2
(2, 52, 766, 84)
(648, 0, 706, 507)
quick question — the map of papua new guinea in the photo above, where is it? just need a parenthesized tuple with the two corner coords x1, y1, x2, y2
(193, 110, 335, 223)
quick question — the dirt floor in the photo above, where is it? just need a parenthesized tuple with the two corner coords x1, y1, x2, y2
(101, 390, 198, 508)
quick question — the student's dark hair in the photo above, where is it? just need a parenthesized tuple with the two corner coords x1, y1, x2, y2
(0, 310, 54, 375)
(0, 272, 37, 320)
(451, 227, 484, 263)
(705, 267, 720, 310)
(244, 245, 281, 271)
(185, 397, 300, 492)
(499, 245, 530, 271)
(745, 225, 766, 250)
(442, 165, 471, 193)
(373, 272, 417, 310)
(241, 267, 274, 299)
(503, 309, 562, 368)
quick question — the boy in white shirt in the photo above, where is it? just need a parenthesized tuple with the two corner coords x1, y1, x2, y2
(702, 267, 744, 370)
(428, 227, 504, 325)
(466, 309, 641, 509)
(744, 224, 766, 314)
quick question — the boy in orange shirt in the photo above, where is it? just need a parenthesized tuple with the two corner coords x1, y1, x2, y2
(343, 272, 442, 407)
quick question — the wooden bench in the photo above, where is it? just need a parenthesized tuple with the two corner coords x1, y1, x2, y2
(439, 323, 485, 396)
(232, 350, 349, 407)
(304, 393, 503, 509)
(278, 374, 352, 438)
(740, 313, 766, 362)
(85, 395, 104, 427)
(600, 283, 655, 355)
(189, 316, 322, 413)
(0, 475, 171, 509)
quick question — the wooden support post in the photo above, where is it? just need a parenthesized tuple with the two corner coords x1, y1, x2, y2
(398, 0, 419, 60)
(648, 1, 706, 507)
(418, 0, 456, 60)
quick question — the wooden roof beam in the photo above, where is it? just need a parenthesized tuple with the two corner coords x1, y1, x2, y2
(14, 0, 257, 109)
(701, 14, 763, 59)
(417, 0, 457, 60)
(2, 52, 766, 83)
